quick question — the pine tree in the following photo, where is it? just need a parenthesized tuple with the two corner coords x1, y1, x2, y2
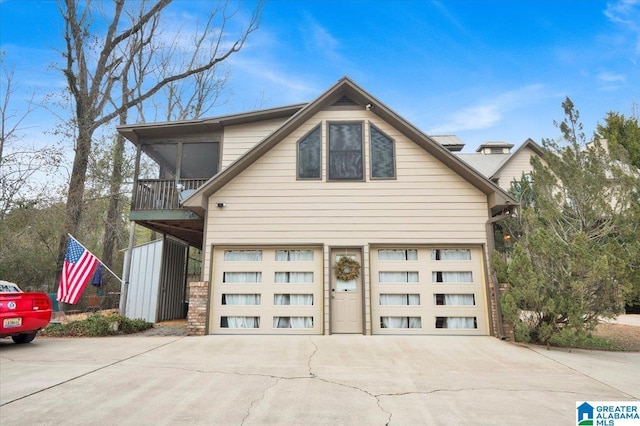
(495, 98, 640, 345)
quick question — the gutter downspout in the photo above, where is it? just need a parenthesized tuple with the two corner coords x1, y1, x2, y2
(486, 211, 512, 340)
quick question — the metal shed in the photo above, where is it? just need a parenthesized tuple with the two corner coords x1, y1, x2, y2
(122, 236, 189, 323)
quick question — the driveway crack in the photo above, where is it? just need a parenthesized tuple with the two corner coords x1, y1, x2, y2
(240, 377, 281, 426)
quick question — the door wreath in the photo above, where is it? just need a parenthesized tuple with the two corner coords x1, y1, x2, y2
(334, 256, 360, 281)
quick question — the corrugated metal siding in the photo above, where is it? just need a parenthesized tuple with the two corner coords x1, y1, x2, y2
(157, 238, 188, 321)
(125, 240, 162, 323)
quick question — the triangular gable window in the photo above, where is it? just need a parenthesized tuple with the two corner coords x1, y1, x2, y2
(297, 126, 321, 179)
(370, 126, 395, 179)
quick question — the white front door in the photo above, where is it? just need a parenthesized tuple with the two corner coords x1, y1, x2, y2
(330, 249, 363, 334)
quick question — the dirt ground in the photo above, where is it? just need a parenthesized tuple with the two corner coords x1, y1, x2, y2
(593, 322, 640, 351)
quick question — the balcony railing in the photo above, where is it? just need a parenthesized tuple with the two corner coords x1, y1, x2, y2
(133, 178, 208, 211)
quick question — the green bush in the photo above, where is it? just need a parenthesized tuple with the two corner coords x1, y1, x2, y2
(42, 313, 153, 337)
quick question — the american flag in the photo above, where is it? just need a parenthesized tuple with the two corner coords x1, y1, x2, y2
(57, 236, 99, 304)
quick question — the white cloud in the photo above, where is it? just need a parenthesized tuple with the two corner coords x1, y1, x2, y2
(428, 84, 548, 133)
(430, 0, 467, 34)
(605, 0, 640, 54)
(598, 71, 626, 82)
(430, 104, 501, 133)
(240, 64, 319, 95)
(298, 14, 347, 67)
(597, 71, 626, 91)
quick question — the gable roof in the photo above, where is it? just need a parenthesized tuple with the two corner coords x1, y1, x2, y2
(179, 76, 518, 216)
(117, 104, 306, 145)
(456, 152, 511, 178)
(457, 138, 544, 180)
(491, 138, 544, 179)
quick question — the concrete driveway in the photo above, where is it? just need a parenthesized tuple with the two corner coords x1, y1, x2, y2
(1, 335, 638, 425)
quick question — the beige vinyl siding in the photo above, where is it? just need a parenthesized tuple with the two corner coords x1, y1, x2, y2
(496, 146, 542, 191)
(203, 109, 490, 280)
(221, 118, 290, 170)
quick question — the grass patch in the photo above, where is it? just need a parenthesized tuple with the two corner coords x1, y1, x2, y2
(565, 334, 624, 351)
(42, 313, 153, 337)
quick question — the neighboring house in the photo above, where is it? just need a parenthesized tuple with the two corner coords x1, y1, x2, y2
(118, 77, 518, 335)
(454, 139, 545, 192)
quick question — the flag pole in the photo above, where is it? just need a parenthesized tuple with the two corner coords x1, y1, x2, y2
(68, 234, 123, 283)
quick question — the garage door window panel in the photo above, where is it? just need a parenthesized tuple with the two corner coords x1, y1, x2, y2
(380, 317, 422, 329)
(431, 249, 471, 261)
(379, 271, 419, 283)
(379, 294, 420, 305)
(434, 294, 475, 306)
(222, 294, 261, 305)
(223, 272, 262, 283)
(274, 272, 314, 283)
(224, 250, 263, 261)
(432, 271, 472, 283)
(275, 250, 314, 261)
(274, 294, 314, 305)
(221, 316, 260, 328)
(435, 316, 477, 329)
(378, 249, 417, 260)
(273, 317, 314, 328)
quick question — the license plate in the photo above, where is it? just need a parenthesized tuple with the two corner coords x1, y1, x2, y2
(3, 318, 22, 328)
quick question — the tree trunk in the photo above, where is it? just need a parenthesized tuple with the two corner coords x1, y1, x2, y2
(57, 126, 93, 269)
(102, 131, 126, 269)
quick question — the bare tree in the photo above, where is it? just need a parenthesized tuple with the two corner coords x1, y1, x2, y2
(0, 60, 63, 220)
(57, 0, 262, 268)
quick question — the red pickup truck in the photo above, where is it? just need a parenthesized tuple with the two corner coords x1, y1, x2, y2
(1, 281, 52, 344)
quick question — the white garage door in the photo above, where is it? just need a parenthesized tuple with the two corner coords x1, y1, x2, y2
(211, 246, 323, 334)
(371, 246, 487, 335)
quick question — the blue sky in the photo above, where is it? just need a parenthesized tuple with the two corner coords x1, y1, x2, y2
(1, 0, 640, 153)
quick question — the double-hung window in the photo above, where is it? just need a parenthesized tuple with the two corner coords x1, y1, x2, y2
(328, 122, 363, 181)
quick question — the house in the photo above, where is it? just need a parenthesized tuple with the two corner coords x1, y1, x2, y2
(453, 138, 545, 192)
(117, 77, 518, 335)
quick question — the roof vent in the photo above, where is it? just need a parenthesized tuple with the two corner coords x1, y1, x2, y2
(476, 142, 514, 155)
(332, 95, 358, 107)
(430, 135, 465, 152)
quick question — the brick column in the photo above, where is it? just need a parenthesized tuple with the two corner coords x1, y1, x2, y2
(187, 281, 209, 336)
(498, 283, 515, 341)
(489, 281, 499, 337)
(489, 282, 515, 341)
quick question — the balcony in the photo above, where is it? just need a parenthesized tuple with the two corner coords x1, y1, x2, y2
(133, 178, 208, 211)
(130, 178, 208, 248)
